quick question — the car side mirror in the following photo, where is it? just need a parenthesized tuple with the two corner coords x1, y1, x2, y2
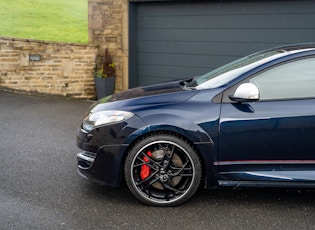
(229, 83, 260, 103)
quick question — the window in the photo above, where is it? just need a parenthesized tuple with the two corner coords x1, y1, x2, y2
(249, 58, 315, 100)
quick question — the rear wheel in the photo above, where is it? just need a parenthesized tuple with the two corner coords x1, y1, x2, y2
(124, 134, 202, 206)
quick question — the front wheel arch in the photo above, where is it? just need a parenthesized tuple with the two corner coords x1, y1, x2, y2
(121, 130, 208, 183)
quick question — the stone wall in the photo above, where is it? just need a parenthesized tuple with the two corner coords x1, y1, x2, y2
(0, 37, 98, 99)
(0, 0, 129, 98)
(88, 0, 128, 91)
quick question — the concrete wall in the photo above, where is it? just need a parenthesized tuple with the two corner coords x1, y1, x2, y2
(0, 37, 98, 99)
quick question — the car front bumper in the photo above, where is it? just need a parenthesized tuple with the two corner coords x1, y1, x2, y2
(76, 127, 130, 187)
(76, 115, 147, 187)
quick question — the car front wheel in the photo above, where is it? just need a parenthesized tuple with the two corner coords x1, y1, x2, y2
(124, 134, 202, 206)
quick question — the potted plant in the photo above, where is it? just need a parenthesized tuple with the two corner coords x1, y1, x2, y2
(94, 48, 116, 99)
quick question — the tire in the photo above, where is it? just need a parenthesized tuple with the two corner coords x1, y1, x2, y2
(124, 134, 202, 206)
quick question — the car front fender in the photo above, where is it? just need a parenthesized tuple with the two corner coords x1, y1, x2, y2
(123, 113, 218, 188)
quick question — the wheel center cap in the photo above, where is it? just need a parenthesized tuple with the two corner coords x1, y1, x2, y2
(160, 174, 169, 182)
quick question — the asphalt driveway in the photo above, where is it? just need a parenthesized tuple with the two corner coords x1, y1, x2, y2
(1, 90, 315, 229)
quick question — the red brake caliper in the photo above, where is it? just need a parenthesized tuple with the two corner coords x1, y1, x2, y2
(140, 151, 152, 180)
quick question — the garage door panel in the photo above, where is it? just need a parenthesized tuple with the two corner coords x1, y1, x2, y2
(139, 41, 281, 57)
(138, 28, 315, 44)
(138, 53, 212, 68)
(138, 76, 171, 86)
(138, 14, 315, 30)
(138, 53, 237, 69)
(139, 65, 208, 78)
(138, 2, 315, 17)
(135, 1, 315, 86)
(138, 66, 209, 86)
(138, 55, 237, 86)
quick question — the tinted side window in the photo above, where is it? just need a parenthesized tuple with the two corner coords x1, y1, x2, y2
(249, 58, 315, 100)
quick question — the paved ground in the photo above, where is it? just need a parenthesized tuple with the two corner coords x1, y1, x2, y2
(1, 90, 315, 230)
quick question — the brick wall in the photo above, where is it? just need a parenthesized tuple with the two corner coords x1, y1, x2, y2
(0, 36, 98, 99)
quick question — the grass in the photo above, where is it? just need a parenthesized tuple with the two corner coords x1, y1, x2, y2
(0, 0, 88, 44)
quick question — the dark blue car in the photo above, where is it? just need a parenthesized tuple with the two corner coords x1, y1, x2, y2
(77, 44, 315, 206)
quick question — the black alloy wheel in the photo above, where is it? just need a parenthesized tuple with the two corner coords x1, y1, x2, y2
(124, 134, 202, 206)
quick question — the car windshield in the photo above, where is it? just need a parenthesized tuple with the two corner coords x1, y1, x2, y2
(186, 49, 288, 90)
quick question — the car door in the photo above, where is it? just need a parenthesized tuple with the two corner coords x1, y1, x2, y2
(218, 57, 315, 184)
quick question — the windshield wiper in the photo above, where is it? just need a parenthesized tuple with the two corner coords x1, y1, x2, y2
(180, 77, 198, 90)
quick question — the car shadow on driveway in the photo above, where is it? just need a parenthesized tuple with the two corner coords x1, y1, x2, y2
(80, 179, 315, 208)
(77, 181, 315, 228)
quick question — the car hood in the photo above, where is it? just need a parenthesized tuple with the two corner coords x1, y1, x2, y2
(106, 80, 185, 102)
(90, 80, 198, 112)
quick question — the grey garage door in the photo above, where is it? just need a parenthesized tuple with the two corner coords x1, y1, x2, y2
(131, 1, 315, 87)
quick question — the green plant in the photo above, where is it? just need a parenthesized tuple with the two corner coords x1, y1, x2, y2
(95, 48, 116, 78)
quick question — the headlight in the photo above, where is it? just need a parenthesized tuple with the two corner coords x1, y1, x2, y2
(82, 110, 134, 131)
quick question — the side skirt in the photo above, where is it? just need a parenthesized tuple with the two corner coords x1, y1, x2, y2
(218, 180, 315, 188)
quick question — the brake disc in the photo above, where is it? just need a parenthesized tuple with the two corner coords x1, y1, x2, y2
(151, 149, 183, 189)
